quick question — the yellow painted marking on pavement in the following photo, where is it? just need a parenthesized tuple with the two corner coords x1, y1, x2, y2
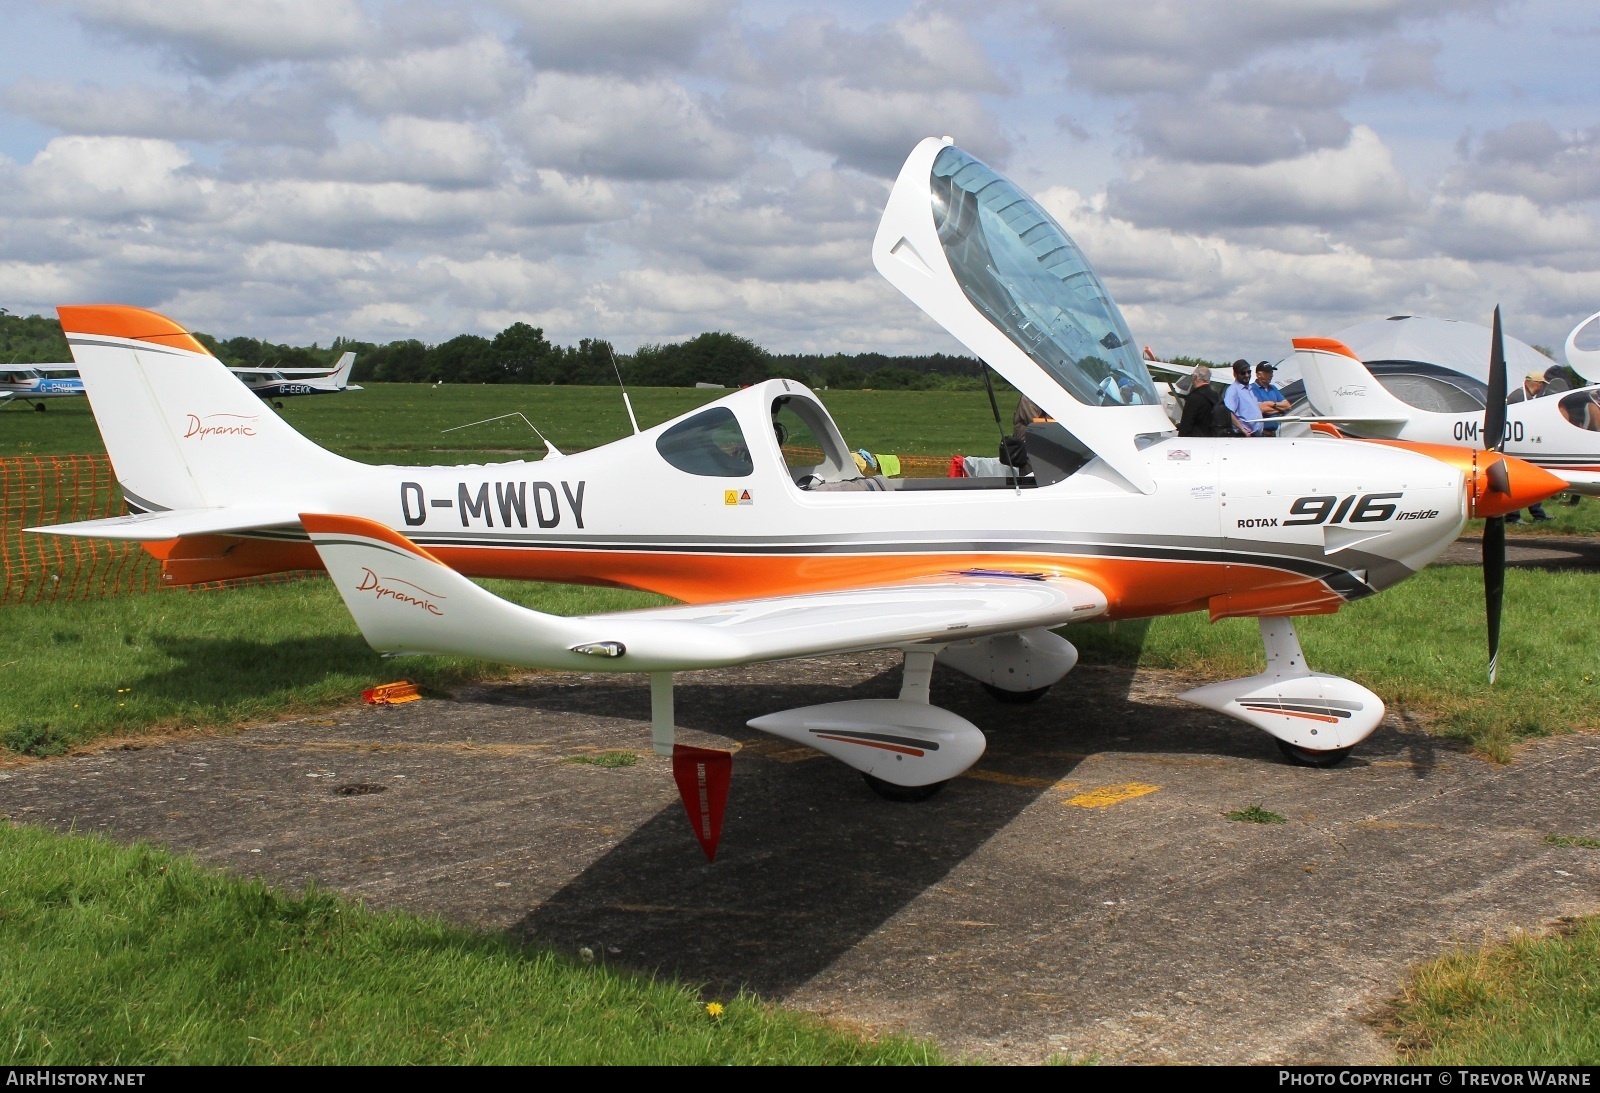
(1064, 782, 1161, 809)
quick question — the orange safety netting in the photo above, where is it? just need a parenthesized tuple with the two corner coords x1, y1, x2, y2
(0, 455, 310, 606)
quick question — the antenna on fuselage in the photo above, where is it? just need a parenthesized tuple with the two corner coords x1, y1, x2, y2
(441, 412, 563, 459)
(606, 344, 641, 435)
(980, 364, 1021, 495)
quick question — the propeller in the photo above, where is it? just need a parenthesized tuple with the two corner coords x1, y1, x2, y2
(1483, 306, 1508, 683)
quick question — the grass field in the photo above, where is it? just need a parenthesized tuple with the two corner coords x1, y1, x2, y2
(0, 578, 666, 757)
(0, 824, 939, 1065)
(1388, 915, 1600, 1064)
(1, 563, 1593, 761)
(0, 382, 1018, 463)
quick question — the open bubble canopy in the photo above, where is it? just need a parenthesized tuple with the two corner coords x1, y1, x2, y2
(929, 146, 1160, 410)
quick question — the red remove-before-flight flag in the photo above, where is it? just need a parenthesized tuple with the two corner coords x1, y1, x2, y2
(671, 745, 732, 862)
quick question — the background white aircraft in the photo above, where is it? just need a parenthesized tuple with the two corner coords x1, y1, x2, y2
(1283, 317, 1600, 496)
(34, 139, 1564, 855)
(229, 351, 360, 405)
(0, 363, 84, 409)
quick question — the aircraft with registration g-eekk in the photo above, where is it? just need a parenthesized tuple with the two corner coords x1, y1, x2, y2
(33, 137, 1564, 858)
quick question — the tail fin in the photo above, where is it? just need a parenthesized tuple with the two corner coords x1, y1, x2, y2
(326, 351, 357, 389)
(57, 305, 355, 512)
(1292, 337, 1410, 436)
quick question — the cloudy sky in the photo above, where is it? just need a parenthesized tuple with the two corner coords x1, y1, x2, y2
(2, 0, 1598, 362)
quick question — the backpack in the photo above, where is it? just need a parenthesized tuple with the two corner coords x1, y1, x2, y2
(1211, 395, 1237, 435)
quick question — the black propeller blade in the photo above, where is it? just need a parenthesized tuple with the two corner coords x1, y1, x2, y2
(1483, 305, 1508, 684)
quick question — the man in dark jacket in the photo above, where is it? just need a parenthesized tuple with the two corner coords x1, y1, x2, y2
(1177, 364, 1220, 436)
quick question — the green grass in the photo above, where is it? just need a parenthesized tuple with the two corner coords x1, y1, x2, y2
(0, 577, 666, 756)
(1543, 834, 1600, 849)
(1388, 918, 1600, 1064)
(2, 563, 1595, 760)
(0, 823, 939, 1065)
(1468, 497, 1600, 538)
(1224, 805, 1286, 824)
(0, 383, 1014, 462)
(1063, 564, 1600, 762)
(566, 751, 641, 768)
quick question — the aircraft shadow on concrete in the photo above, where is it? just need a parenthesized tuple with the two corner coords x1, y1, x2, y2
(500, 630, 1447, 998)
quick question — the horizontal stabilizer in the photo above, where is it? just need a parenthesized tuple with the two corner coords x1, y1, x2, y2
(30, 506, 302, 540)
(305, 514, 1109, 673)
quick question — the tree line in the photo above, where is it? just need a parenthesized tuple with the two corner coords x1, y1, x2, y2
(0, 313, 987, 391)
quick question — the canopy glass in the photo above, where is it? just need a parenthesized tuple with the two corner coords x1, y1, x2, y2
(930, 146, 1159, 408)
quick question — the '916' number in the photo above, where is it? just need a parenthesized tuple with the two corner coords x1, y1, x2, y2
(1283, 492, 1402, 526)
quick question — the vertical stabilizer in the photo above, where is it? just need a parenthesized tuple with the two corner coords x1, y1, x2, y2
(1293, 337, 1410, 436)
(57, 305, 355, 512)
(325, 351, 357, 389)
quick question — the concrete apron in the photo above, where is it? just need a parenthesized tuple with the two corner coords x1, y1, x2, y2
(2, 653, 1597, 1065)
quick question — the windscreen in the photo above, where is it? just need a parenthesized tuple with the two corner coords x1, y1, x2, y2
(931, 146, 1159, 408)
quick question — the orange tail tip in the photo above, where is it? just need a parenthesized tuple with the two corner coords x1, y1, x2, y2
(1292, 336, 1361, 359)
(55, 305, 211, 356)
(363, 681, 421, 705)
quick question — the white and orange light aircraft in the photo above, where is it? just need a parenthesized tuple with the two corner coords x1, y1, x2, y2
(1287, 319, 1600, 496)
(34, 139, 1564, 849)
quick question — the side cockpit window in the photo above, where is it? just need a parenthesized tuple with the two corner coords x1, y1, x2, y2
(656, 406, 755, 477)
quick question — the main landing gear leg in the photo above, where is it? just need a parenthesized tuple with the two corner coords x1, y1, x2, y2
(650, 671, 675, 756)
(860, 649, 948, 803)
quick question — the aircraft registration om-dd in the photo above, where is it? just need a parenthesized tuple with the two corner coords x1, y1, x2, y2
(35, 137, 1563, 858)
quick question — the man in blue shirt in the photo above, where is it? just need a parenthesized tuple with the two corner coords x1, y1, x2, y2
(1249, 361, 1291, 436)
(1223, 359, 1264, 436)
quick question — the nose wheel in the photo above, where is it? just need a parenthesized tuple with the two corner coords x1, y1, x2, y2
(982, 682, 1052, 704)
(1275, 739, 1354, 768)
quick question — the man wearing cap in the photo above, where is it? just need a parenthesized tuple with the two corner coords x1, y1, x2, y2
(1221, 359, 1265, 436)
(1505, 371, 1553, 522)
(1507, 371, 1549, 405)
(1250, 361, 1291, 436)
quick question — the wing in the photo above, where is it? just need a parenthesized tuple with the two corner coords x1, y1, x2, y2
(31, 363, 81, 372)
(303, 514, 1108, 673)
